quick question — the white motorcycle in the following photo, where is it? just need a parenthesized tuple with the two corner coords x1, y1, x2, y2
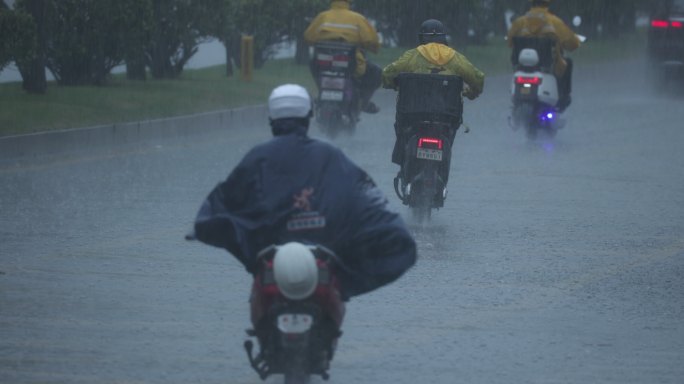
(507, 16, 585, 140)
(508, 36, 565, 139)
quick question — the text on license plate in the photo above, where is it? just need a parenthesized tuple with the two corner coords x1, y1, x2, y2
(320, 90, 344, 101)
(416, 148, 443, 161)
(277, 314, 313, 334)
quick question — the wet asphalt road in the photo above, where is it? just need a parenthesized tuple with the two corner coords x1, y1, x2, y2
(1, 58, 684, 384)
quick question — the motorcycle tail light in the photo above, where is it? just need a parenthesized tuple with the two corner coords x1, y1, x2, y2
(418, 137, 443, 150)
(321, 76, 346, 90)
(651, 20, 669, 28)
(516, 76, 542, 85)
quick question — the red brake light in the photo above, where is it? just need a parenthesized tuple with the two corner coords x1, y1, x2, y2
(516, 76, 542, 85)
(418, 137, 443, 150)
(652, 20, 669, 28)
(672, 21, 683, 28)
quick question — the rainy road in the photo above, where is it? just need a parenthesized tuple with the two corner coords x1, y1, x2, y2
(2, 58, 684, 384)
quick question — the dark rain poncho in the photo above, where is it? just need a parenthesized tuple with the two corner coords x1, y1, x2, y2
(194, 130, 416, 298)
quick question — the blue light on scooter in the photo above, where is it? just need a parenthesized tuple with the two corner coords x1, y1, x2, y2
(539, 110, 555, 122)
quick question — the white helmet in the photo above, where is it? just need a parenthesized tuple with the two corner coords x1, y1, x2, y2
(268, 84, 312, 120)
(273, 242, 318, 300)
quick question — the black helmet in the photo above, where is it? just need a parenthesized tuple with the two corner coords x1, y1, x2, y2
(419, 19, 448, 45)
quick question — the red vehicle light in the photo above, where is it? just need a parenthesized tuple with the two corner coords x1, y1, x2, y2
(418, 137, 443, 150)
(672, 21, 683, 28)
(651, 20, 670, 28)
(516, 76, 542, 85)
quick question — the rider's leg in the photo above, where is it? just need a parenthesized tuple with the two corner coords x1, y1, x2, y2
(392, 123, 403, 165)
(558, 58, 573, 111)
(358, 61, 382, 114)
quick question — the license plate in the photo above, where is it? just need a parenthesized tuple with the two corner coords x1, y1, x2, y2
(320, 90, 344, 101)
(416, 148, 443, 161)
(277, 314, 313, 334)
(520, 87, 531, 95)
(321, 76, 346, 90)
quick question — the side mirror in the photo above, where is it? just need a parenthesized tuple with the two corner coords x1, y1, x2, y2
(573, 16, 582, 27)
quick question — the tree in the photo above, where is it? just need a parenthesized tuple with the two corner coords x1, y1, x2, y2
(121, 0, 153, 81)
(0, 4, 32, 72)
(356, 0, 481, 48)
(285, 0, 327, 65)
(229, 0, 290, 69)
(196, 0, 237, 76)
(37, 0, 131, 85)
(147, 0, 207, 79)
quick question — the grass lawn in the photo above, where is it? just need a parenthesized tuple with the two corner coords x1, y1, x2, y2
(0, 32, 646, 137)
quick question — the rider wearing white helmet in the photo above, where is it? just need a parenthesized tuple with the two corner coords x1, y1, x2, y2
(268, 84, 313, 136)
(272, 242, 319, 300)
(194, 84, 416, 299)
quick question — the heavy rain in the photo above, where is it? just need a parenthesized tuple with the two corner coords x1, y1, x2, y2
(1, 0, 683, 383)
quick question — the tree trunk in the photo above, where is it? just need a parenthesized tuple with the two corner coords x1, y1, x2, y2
(222, 40, 233, 77)
(126, 57, 147, 81)
(18, 0, 46, 94)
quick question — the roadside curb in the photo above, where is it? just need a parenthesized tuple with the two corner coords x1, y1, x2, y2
(0, 104, 267, 161)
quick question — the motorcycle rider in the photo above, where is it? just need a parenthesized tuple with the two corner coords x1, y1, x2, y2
(507, 0, 581, 111)
(193, 84, 416, 299)
(382, 19, 485, 175)
(304, 0, 382, 114)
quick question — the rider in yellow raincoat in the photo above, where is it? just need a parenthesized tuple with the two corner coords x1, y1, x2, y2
(304, 0, 382, 113)
(507, 0, 580, 109)
(382, 19, 484, 100)
(382, 19, 485, 167)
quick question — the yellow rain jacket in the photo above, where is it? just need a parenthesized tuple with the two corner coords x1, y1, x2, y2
(507, 6, 581, 77)
(382, 43, 485, 100)
(304, 0, 380, 77)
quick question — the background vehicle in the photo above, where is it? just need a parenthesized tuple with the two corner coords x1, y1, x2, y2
(311, 42, 361, 138)
(393, 73, 463, 222)
(648, 0, 684, 86)
(245, 244, 345, 384)
(509, 36, 564, 140)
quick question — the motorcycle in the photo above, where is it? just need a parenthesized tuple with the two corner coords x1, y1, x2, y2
(311, 42, 361, 138)
(508, 36, 565, 140)
(244, 243, 345, 384)
(392, 73, 464, 221)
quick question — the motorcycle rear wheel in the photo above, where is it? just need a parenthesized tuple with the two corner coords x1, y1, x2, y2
(411, 204, 432, 223)
(410, 185, 434, 223)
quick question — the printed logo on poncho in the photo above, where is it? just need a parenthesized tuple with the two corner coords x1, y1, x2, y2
(287, 187, 327, 231)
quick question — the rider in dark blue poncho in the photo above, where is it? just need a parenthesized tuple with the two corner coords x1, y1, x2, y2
(193, 84, 416, 298)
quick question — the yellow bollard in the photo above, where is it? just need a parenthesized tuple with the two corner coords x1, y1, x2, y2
(241, 35, 254, 82)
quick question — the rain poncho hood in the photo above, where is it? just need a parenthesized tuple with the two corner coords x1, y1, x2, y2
(194, 129, 416, 298)
(417, 43, 456, 66)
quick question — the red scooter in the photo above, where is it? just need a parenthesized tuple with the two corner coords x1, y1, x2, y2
(244, 243, 346, 384)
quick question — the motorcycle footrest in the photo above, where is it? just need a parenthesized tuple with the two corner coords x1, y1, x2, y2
(244, 340, 270, 379)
